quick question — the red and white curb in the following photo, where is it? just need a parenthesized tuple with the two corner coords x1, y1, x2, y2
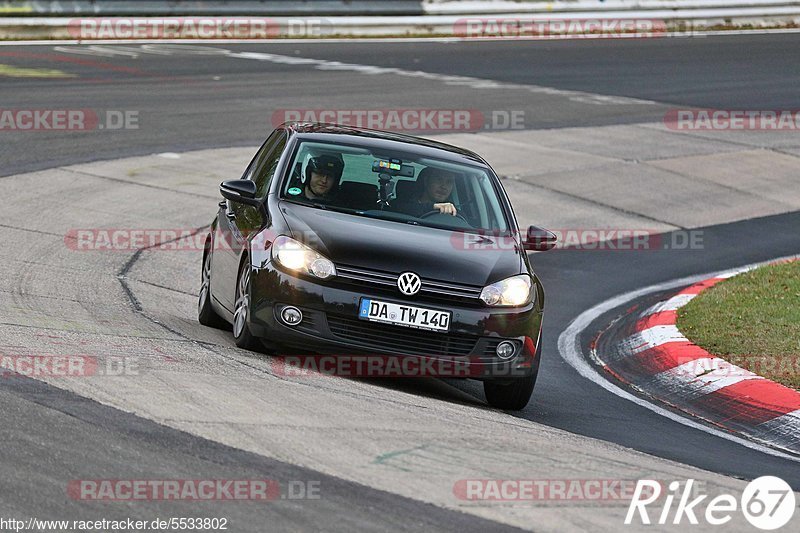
(593, 266, 800, 454)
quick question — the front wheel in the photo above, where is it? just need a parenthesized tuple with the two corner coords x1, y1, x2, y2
(483, 352, 540, 410)
(232, 260, 260, 351)
(198, 248, 227, 329)
(483, 374, 536, 410)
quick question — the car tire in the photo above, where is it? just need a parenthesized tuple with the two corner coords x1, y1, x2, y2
(198, 248, 227, 329)
(232, 259, 260, 351)
(483, 351, 540, 410)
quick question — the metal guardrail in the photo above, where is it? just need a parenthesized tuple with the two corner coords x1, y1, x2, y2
(1, 1, 426, 16)
(427, 1, 800, 15)
(3, 1, 800, 17)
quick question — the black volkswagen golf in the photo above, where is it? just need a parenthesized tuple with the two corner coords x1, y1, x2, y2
(198, 122, 556, 409)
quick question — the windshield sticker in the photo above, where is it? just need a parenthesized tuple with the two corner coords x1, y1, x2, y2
(288, 187, 302, 196)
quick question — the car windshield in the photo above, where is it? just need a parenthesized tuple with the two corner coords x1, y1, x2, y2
(279, 140, 510, 233)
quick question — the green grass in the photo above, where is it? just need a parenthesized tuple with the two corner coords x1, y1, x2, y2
(677, 261, 800, 390)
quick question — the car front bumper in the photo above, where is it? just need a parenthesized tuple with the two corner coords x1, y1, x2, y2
(247, 261, 543, 380)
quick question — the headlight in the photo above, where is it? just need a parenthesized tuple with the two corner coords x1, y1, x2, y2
(271, 235, 336, 280)
(480, 275, 533, 307)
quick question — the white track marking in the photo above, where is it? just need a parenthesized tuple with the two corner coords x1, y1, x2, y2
(226, 50, 658, 106)
(632, 325, 686, 351)
(52, 45, 120, 57)
(615, 325, 686, 358)
(141, 44, 232, 55)
(718, 266, 755, 278)
(647, 357, 763, 400)
(669, 357, 759, 381)
(47, 42, 656, 106)
(4, 27, 800, 46)
(54, 44, 166, 58)
(557, 253, 800, 461)
(83, 45, 144, 57)
(644, 293, 696, 314)
(53, 43, 233, 57)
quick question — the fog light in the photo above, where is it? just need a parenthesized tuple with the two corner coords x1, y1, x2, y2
(280, 306, 303, 326)
(496, 341, 516, 360)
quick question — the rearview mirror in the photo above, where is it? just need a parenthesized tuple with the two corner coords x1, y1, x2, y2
(371, 159, 415, 177)
(523, 226, 557, 252)
(220, 179, 259, 206)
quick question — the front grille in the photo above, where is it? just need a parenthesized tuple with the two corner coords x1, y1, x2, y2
(327, 315, 478, 357)
(335, 265, 483, 303)
(484, 338, 503, 355)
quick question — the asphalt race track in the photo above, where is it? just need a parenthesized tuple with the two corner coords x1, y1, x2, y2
(3, 34, 799, 177)
(1, 34, 799, 531)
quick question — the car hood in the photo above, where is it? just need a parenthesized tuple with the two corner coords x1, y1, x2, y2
(279, 201, 523, 286)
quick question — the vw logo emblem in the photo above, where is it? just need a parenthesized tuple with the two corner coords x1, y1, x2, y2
(397, 272, 421, 296)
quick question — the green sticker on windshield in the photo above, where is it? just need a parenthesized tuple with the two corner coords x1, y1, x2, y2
(288, 187, 302, 195)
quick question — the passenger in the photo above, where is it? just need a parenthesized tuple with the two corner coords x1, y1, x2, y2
(394, 167, 459, 217)
(302, 154, 344, 202)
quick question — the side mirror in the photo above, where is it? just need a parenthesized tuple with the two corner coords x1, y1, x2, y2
(220, 180, 259, 206)
(523, 225, 557, 252)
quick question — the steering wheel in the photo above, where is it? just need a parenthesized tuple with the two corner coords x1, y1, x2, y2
(419, 209, 471, 225)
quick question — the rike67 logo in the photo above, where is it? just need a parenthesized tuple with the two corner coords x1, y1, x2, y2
(626, 477, 795, 530)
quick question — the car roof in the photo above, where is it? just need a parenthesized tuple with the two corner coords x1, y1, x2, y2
(282, 122, 490, 167)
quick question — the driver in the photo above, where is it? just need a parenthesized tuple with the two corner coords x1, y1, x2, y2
(302, 154, 344, 202)
(393, 167, 459, 217)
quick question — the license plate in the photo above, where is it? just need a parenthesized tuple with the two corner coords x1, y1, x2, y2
(358, 298, 451, 332)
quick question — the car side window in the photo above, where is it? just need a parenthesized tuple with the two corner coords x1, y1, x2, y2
(243, 130, 288, 198)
